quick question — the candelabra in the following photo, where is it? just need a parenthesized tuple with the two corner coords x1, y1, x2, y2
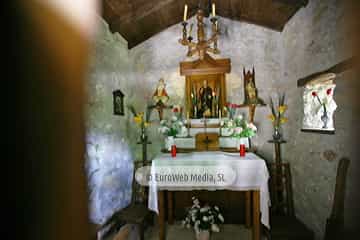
(179, 5, 220, 60)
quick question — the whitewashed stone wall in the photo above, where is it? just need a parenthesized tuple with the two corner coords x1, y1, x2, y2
(86, 1, 360, 237)
(86, 19, 134, 224)
(281, 0, 359, 238)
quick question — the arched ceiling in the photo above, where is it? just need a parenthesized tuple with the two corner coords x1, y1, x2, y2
(102, 0, 308, 48)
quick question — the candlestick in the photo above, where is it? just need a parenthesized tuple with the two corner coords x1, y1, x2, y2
(186, 111, 191, 137)
(183, 4, 188, 22)
(212, 3, 216, 17)
(219, 109, 221, 119)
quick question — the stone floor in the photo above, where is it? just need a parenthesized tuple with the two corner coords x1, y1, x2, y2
(145, 222, 261, 240)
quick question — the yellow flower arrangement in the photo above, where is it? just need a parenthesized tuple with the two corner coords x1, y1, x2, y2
(269, 94, 288, 127)
(267, 114, 275, 122)
(127, 105, 151, 141)
(280, 117, 288, 124)
(133, 112, 150, 127)
(269, 94, 288, 140)
(278, 105, 287, 114)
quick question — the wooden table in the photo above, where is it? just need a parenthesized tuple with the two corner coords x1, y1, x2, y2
(157, 190, 261, 240)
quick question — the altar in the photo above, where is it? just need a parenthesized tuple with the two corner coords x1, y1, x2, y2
(148, 151, 270, 240)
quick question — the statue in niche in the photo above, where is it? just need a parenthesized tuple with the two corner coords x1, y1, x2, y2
(243, 67, 265, 105)
(151, 78, 170, 120)
(198, 80, 213, 118)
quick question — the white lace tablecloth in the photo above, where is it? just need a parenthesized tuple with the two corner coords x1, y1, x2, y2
(148, 152, 271, 228)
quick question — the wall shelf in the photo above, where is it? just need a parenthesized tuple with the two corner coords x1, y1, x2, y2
(297, 56, 358, 87)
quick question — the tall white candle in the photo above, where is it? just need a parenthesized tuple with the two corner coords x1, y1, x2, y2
(212, 3, 216, 17)
(183, 4, 188, 22)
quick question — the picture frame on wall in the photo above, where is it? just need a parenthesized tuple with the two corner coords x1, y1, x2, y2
(301, 73, 337, 134)
(113, 89, 125, 116)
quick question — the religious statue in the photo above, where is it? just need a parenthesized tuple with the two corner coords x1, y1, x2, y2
(243, 67, 265, 105)
(153, 78, 169, 106)
(151, 78, 170, 120)
(198, 80, 213, 118)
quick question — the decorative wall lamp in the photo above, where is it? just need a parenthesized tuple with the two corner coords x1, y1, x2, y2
(113, 89, 124, 116)
(179, 3, 220, 60)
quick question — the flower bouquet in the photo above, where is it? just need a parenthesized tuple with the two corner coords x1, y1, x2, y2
(182, 197, 224, 240)
(128, 105, 151, 141)
(158, 106, 187, 150)
(221, 114, 257, 139)
(268, 93, 288, 141)
(311, 88, 332, 129)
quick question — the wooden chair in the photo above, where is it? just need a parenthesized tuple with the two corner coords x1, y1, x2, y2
(266, 163, 314, 240)
(323, 158, 350, 240)
(99, 168, 151, 240)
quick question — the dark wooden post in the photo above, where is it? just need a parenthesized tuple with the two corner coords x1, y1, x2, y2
(268, 139, 286, 214)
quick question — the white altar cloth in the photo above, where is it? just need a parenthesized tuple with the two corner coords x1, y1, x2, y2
(148, 152, 271, 228)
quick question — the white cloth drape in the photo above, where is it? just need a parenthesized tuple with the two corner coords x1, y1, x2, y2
(148, 152, 271, 228)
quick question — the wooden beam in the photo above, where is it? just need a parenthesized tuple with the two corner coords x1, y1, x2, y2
(297, 56, 358, 87)
(273, 0, 309, 7)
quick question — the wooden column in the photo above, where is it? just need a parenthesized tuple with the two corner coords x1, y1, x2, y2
(252, 190, 260, 240)
(158, 191, 165, 240)
(245, 191, 251, 228)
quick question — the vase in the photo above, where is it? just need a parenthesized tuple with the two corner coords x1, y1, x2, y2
(196, 230, 210, 240)
(140, 126, 146, 142)
(321, 106, 329, 129)
(165, 136, 175, 151)
(272, 126, 282, 141)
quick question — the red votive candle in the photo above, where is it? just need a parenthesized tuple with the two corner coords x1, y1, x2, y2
(171, 145, 177, 157)
(240, 144, 246, 157)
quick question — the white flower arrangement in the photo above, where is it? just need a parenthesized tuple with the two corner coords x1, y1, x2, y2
(182, 197, 224, 234)
(220, 114, 257, 138)
(158, 115, 186, 137)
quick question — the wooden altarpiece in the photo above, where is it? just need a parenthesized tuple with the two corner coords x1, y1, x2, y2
(180, 53, 231, 118)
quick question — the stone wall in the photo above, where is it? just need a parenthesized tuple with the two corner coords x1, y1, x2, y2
(281, 0, 360, 238)
(85, 19, 135, 224)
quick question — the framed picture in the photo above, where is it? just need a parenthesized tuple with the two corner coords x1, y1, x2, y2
(113, 89, 124, 116)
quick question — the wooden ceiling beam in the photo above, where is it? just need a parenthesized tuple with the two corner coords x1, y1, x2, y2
(101, 0, 305, 48)
(273, 0, 309, 7)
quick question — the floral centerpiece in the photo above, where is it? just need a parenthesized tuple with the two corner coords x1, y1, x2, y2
(182, 197, 224, 240)
(221, 114, 257, 144)
(158, 105, 187, 150)
(268, 93, 288, 141)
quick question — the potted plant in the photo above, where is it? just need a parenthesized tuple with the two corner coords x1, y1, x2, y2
(182, 197, 224, 240)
